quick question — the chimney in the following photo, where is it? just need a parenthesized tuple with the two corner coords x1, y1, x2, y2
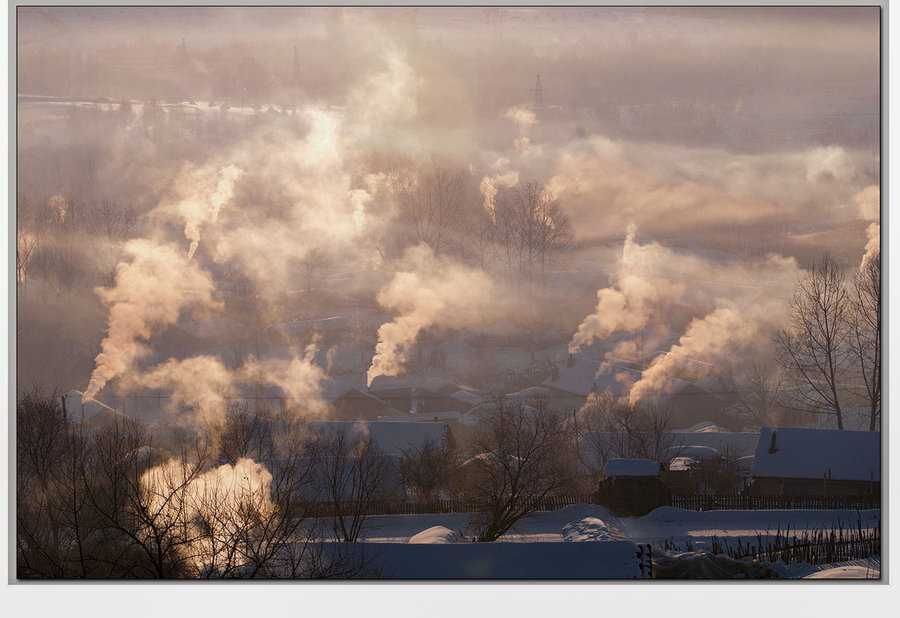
(767, 430, 778, 454)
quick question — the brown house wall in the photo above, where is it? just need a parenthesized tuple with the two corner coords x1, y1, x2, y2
(749, 477, 880, 497)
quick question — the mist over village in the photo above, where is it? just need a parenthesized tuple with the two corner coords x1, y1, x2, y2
(15, 6, 882, 581)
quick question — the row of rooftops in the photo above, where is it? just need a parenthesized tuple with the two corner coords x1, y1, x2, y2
(600, 426, 880, 484)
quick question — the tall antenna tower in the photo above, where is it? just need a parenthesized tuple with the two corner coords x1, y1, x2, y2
(533, 75, 544, 122)
(533, 75, 544, 142)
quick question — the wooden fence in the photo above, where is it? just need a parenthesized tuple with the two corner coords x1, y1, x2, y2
(302, 493, 600, 517)
(668, 494, 880, 511)
(720, 521, 880, 566)
(298, 492, 879, 518)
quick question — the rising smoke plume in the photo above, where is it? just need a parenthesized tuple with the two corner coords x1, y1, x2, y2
(367, 243, 498, 386)
(84, 239, 219, 400)
(855, 184, 880, 269)
(162, 163, 244, 260)
(627, 305, 757, 404)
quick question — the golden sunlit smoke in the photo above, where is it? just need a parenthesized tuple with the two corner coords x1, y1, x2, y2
(367, 244, 497, 386)
(855, 185, 880, 269)
(241, 346, 328, 415)
(84, 239, 219, 400)
(123, 355, 236, 425)
(140, 457, 274, 574)
(627, 305, 752, 405)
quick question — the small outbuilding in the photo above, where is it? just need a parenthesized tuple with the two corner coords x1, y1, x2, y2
(597, 458, 668, 516)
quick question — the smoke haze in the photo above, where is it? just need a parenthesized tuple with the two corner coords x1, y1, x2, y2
(16, 6, 879, 430)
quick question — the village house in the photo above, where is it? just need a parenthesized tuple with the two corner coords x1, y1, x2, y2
(747, 427, 880, 497)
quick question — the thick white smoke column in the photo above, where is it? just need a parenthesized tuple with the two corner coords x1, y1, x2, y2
(155, 163, 243, 259)
(627, 306, 754, 405)
(569, 223, 682, 354)
(367, 244, 496, 386)
(84, 239, 218, 400)
(855, 185, 880, 269)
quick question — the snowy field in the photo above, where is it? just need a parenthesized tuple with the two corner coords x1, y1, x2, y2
(341, 504, 880, 579)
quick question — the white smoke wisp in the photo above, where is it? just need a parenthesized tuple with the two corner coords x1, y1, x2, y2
(190, 164, 243, 259)
(84, 239, 218, 400)
(241, 346, 328, 416)
(504, 105, 537, 154)
(625, 268, 796, 407)
(805, 146, 851, 182)
(123, 355, 236, 426)
(855, 185, 880, 269)
(140, 457, 274, 575)
(569, 223, 682, 354)
(862, 223, 880, 269)
(348, 188, 372, 234)
(155, 163, 243, 260)
(479, 170, 519, 221)
(569, 224, 802, 355)
(367, 244, 497, 386)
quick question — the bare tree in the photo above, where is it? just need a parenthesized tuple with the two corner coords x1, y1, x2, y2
(775, 254, 852, 429)
(394, 162, 471, 256)
(397, 434, 457, 502)
(17, 393, 381, 579)
(313, 425, 396, 542)
(462, 401, 576, 541)
(574, 390, 619, 485)
(575, 391, 683, 484)
(495, 181, 573, 285)
(717, 361, 795, 430)
(850, 251, 881, 431)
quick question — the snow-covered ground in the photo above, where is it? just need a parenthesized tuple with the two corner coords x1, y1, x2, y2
(347, 504, 880, 579)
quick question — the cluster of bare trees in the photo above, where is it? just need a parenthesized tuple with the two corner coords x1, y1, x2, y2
(493, 181, 574, 285)
(370, 156, 573, 285)
(16, 191, 138, 299)
(17, 396, 393, 578)
(575, 390, 683, 486)
(18, 390, 596, 578)
(775, 252, 881, 431)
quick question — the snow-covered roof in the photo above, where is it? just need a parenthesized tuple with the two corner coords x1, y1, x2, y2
(543, 357, 612, 397)
(544, 356, 688, 399)
(668, 456, 696, 472)
(413, 375, 452, 395)
(735, 455, 754, 474)
(603, 459, 660, 477)
(449, 389, 486, 407)
(667, 444, 720, 459)
(503, 386, 549, 404)
(673, 421, 730, 433)
(751, 427, 880, 482)
(318, 377, 361, 403)
(580, 431, 759, 465)
(368, 369, 455, 394)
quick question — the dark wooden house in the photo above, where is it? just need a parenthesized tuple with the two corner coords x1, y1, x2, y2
(747, 427, 880, 497)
